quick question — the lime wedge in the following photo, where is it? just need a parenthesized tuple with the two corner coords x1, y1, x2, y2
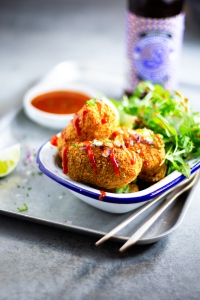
(101, 97, 120, 126)
(0, 143, 21, 178)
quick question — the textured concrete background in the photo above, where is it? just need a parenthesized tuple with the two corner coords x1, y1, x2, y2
(0, 0, 200, 299)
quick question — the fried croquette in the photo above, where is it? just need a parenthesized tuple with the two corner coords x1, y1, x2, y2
(132, 128, 166, 182)
(57, 99, 117, 157)
(64, 140, 143, 189)
(110, 127, 166, 182)
(139, 162, 167, 182)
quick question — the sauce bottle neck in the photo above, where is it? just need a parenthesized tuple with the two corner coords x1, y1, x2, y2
(128, 0, 185, 18)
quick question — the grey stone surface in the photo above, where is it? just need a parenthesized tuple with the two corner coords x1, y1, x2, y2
(0, 0, 200, 299)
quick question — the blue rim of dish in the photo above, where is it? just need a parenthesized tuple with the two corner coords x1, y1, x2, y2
(36, 140, 200, 204)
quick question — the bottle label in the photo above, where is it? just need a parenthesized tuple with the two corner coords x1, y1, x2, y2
(126, 12, 185, 92)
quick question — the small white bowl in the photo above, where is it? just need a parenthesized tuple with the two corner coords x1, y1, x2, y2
(23, 62, 99, 130)
(23, 83, 98, 130)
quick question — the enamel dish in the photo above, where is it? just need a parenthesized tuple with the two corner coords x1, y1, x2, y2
(36, 136, 200, 213)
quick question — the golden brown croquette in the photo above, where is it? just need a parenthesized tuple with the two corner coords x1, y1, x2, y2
(110, 127, 166, 182)
(64, 140, 143, 189)
(57, 98, 117, 156)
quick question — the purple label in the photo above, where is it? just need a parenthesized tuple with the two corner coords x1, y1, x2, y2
(126, 12, 185, 92)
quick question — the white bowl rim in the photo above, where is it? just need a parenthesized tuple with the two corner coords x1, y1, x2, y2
(36, 136, 200, 205)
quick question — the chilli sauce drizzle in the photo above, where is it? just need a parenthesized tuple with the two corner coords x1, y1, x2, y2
(50, 135, 58, 146)
(61, 129, 67, 143)
(99, 190, 106, 201)
(124, 148, 136, 165)
(62, 146, 69, 174)
(82, 107, 89, 127)
(85, 141, 98, 175)
(101, 113, 108, 124)
(96, 100, 108, 124)
(110, 147, 120, 176)
(73, 115, 81, 136)
(130, 153, 136, 165)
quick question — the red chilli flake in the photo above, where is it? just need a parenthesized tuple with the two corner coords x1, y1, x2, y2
(85, 141, 98, 175)
(110, 147, 120, 176)
(62, 146, 69, 174)
(99, 190, 106, 201)
(50, 135, 58, 146)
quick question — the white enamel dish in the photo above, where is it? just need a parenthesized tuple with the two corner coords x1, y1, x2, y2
(36, 137, 200, 214)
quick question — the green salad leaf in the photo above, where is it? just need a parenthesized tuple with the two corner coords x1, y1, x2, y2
(111, 81, 200, 178)
(116, 185, 130, 194)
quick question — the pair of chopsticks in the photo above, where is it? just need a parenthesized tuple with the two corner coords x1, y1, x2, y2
(95, 171, 199, 252)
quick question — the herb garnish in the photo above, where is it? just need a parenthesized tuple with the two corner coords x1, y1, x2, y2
(18, 203, 28, 212)
(86, 98, 98, 106)
(116, 185, 130, 194)
(111, 81, 200, 178)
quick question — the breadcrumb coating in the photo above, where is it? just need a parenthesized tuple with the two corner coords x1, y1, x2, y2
(139, 162, 167, 182)
(110, 127, 166, 182)
(65, 142, 143, 189)
(57, 99, 117, 156)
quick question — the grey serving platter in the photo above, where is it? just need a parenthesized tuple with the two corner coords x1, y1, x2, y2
(1, 108, 199, 244)
(0, 64, 200, 244)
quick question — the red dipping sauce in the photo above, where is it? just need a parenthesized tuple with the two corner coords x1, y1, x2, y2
(31, 91, 91, 114)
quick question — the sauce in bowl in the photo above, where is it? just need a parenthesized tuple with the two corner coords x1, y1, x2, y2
(31, 90, 91, 114)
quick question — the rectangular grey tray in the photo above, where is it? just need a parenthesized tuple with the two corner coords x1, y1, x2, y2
(0, 108, 199, 244)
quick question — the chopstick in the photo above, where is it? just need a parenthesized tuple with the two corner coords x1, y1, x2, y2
(119, 171, 199, 252)
(95, 173, 197, 247)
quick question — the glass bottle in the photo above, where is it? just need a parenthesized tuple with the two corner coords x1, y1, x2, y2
(125, 0, 185, 93)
